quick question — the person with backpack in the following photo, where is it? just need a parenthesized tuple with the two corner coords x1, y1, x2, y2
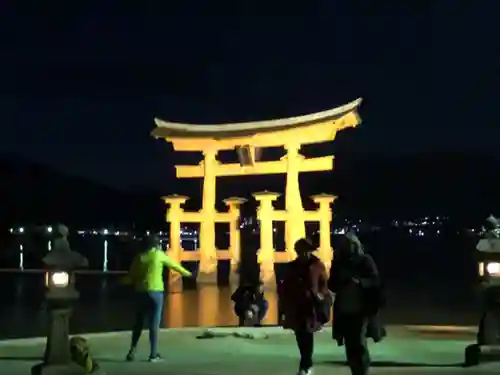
(329, 232, 385, 375)
(121, 235, 192, 362)
(281, 238, 331, 375)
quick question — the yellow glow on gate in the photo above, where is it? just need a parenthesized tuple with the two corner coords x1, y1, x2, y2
(153, 98, 362, 288)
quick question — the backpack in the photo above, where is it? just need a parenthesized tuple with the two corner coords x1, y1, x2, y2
(69, 336, 100, 373)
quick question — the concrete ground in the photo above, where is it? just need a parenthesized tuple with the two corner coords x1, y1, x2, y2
(0, 326, 498, 375)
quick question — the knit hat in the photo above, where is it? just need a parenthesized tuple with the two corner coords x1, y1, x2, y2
(294, 237, 315, 255)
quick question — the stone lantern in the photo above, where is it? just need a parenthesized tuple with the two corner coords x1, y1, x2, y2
(31, 225, 102, 375)
(464, 216, 500, 366)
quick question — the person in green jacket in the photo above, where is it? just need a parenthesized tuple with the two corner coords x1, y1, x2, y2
(122, 235, 192, 362)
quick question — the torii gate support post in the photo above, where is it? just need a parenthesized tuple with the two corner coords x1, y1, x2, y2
(223, 197, 247, 290)
(311, 194, 337, 273)
(198, 148, 218, 284)
(254, 191, 280, 289)
(163, 195, 189, 293)
(284, 142, 306, 256)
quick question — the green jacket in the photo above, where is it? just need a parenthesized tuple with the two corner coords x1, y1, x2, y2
(123, 247, 191, 292)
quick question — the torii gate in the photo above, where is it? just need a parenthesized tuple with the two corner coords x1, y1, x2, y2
(152, 98, 362, 289)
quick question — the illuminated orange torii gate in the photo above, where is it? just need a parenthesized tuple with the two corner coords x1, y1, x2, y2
(152, 98, 362, 289)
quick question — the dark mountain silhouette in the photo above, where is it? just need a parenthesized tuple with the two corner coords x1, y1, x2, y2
(330, 152, 500, 223)
(160, 151, 500, 222)
(149, 151, 500, 226)
(182, 151, 498, 221)
(0, 154, 162, 229)
(0, 152, 498, 230)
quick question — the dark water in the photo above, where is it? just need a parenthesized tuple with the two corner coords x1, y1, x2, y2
(0, 231, 484, 340)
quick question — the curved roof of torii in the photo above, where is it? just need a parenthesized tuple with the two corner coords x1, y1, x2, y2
(152, 98, 362, 139)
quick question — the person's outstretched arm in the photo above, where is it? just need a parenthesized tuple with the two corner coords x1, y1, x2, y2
(157, 251, 192, 277)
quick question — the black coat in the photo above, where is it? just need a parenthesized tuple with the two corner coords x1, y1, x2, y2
(329, 253, 386, 344)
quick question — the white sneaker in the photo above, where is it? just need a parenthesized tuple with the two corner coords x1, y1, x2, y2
(297, 368, 313, 375)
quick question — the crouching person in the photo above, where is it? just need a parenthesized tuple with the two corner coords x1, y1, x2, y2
(69, 337, 100, 373)
(231, 281, 269, 326)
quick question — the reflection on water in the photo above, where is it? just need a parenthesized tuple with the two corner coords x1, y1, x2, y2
(164, 286, 279, 328)
(0, 270, 481, 340)
(0, 232, 484, 339)
(0, 272, 282, 339)
(8, 240, 116, 272)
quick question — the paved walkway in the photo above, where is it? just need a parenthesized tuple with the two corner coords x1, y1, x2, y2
(0, 327, 497, 375)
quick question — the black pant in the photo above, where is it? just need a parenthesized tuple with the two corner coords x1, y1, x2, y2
(294, 327, 314, 370)
(341, 314, 370, 375)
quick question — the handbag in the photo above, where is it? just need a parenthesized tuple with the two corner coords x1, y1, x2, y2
(312, 291, 333, 325)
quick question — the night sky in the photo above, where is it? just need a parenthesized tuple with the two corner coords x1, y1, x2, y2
(1, 2, 499, 191)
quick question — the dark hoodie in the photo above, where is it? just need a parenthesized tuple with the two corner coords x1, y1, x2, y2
(330, 233, 386, 344)
(329, 232, 381, 314)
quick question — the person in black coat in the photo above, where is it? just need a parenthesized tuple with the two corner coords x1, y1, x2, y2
(329, 232, 385, 375)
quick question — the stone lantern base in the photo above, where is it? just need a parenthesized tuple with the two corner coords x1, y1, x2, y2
(464, 343, 500, 366)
